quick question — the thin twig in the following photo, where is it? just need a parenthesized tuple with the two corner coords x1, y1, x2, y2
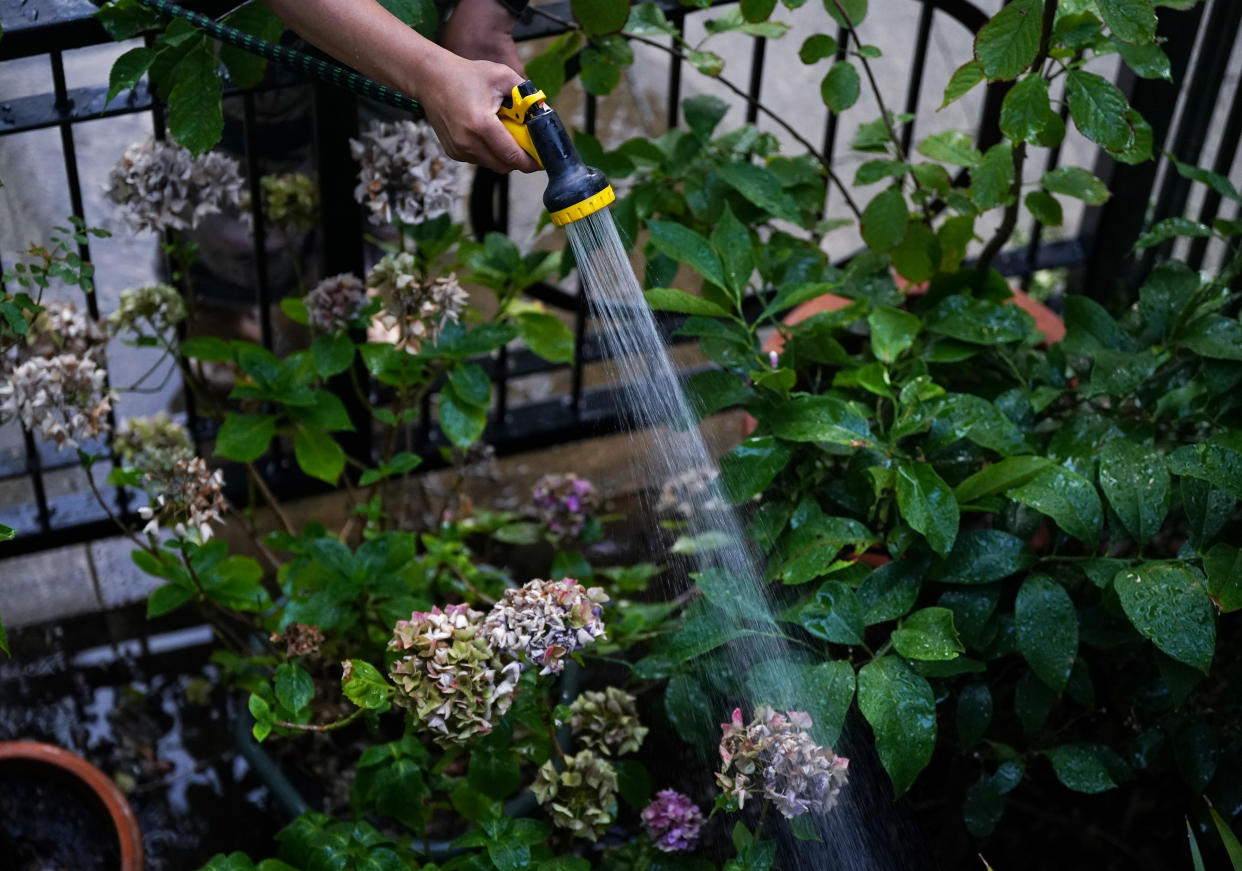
(246, 461, 297, 537)
(274, 708, 366, 733)
(83, 460, 152, 552)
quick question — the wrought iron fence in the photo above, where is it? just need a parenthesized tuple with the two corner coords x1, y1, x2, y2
(0, 0, 1238, 557)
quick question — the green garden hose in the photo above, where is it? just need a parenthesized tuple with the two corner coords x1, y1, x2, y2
(133, 0, 425, 117)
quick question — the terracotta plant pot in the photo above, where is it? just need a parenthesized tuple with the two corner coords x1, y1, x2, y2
(0, 741, 145, 871)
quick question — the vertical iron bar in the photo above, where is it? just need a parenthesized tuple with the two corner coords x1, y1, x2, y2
(820, 25, 849, 213)
(242, 93, 274, 351)
(22, 428, 53, 534)
(666, 12, 685, 130)
(1187, 64, 1242, 269)
(900, 2, 935, 155)
(746, 37, 766, 126)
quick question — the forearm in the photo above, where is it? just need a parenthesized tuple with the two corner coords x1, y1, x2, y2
(262, 0, 451, 103)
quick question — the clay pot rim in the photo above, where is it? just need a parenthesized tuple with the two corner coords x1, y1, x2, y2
(0, 740, 145, 871)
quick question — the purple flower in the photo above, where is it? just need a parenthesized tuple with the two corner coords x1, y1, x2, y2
(532, 473, 596, 538)
(641, 789, 704, 853)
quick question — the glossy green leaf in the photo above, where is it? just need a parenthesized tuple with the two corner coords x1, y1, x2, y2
(918, 130, 982, 167)
(712, 206, 755, 297)
(644, 287, 731, 317)
(1008, 466, 1103, 546)
(857, 557, 925, 624)
(974, 0, 1041, 81)
(1114, 563, 1215, 672)
(1097, 0, 1157, 44)
(896, 462, 959, 556)
(766, 395, 873, 446)
(1180, 315, 1242, 360)
(1000, 75, 1059, 145)
(956, 682, 992, 749)
(1099, 439, 1169, 544)
(1067, 70, 1134, 153)
(517, 311, 575, 363)
(800, 33, 839, 63)
(1045, 744, 1117, 793)
(1041, 166, 1111, 205)
(1139, 260, 1199, 340)
(1134, 217, 1213, 250)
(167, 42, 223, 156)
(342, 659, 394, 710)
(857, 656, 937, 796)
(821, 61, 860, 113)
(647, 220, 726, 288)
(868, 306, 921, 363)
(719, 436, 792, 503)
(147, 583, 193, 618)
(860, 187, 909, 252)
(941, 60, 985, 108)
(106, 46, 157, 105)
(716, 162, 804, 224)
(800, 581, 865, 645)
(893, 607, 964, 661)
(1026, 190, 1063, 226)
(1015, 574, 1078, 692)
(925, 295, 1035, 344)
(1168, 439, 1242, 497)
(294, 427, 345, 484)
(275, 662, 314, 714)
(439, 385, 487, 448)
(970, 142, 1015, 210)
(935, 529, 1035, 584)
(891, 222, 941, 283)
(1204, 543, 1242, 613)
(311, 332, 354, 378)
(572, 0, 630, 34)
(954, 456, 1053, 503)
(824, 0, 867, 27)
(215, 413, 276, 463)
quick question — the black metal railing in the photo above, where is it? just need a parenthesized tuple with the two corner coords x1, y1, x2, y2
(0, 0, 1239, 557)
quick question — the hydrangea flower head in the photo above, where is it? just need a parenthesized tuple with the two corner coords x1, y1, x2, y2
(137, 456, 226, 541)
(108, 284, 187, 338)
(260, 172, 318, 233)
(532, 473, 596, 538)
(115, 412, 194, 475)
(105, 136, 244, 233)
(716, 704, 849, 818)
(532, 750, 618, 841)
(641, 789, 704, 853)
(0, 353, 113, 449)
(388, 604, 521, 745)
(19, 300, 106, 362)
(350, 119, 460, 226)
(570, 687, 648, 756)
(304, 273, 368, 333)
(482, 578, 608, 675)
(367, 253, 468, 350)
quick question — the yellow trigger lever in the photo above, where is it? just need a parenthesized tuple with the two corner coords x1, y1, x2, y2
(497, 83, 547, 168)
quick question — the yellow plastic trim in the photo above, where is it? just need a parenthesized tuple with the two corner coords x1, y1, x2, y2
(497, 84, 547, 167)
(549, 185, 616, 226)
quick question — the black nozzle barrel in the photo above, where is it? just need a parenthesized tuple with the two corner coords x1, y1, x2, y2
(524, 106, 611, 217)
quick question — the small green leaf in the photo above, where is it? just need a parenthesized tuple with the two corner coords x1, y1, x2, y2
(572, 0, 630, 34)
(716, 162, 804, 224)
(970, 142, 1015, 210)
(342, 659, 394, 710)
(821, 61, 860, 113)
(860, 187, 909, 252)
(294, 428, 345, 484)
(1015, 574, 1078, 692)
(447, 362, 491, 409)
(215, 413, 275, 463)
(892, 607, 964, 661)
(516, 311, 574, 363)
(147, 583, 193, 618)
(1000, 75, 1060, 146)
(824, 0, 867, 27)
(1204, 544, 1242, 613)
(974, 0, 1042, 81)
(895, 462, 959, 556)
(800, 33, 839, 64)
(1067, 70, 1135, 153)
(275, 662, 314, 714)
(1045, 744, 1117, 794)
(106, 46, 157, 105)
(1114, 563, 1216, 673)
(718, 436, 792, 503)
(868, 306, 920, 363)
(941, 60, 985, 108)
(311, 332, 354, 377)
(1097, 0, 1157, 44)
(1134, 217, 1213, 250)
(181, 335, 235, 362)
(766, 395, 873, 446)
(857, 557, 925, 625)
(857, 656, 936, 796)
(1025, 190, 1063, 226)
(1180, 315, 1242, 361)
(1008, 466, 1103, 546)
(800, 581, 865, 645)
(644, 288, 731, 317)
(1041, 166, 1111, 205)
(1099, 439, 1169, 545)
(167, 42, 224, 156)
(954, 455, 1053, 503)
(918, 130, 982, 167)
(439, 385, 488, 449)
(891, 222, 941, 283)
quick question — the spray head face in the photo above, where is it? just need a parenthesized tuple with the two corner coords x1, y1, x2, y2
(498, 82, 615, 226)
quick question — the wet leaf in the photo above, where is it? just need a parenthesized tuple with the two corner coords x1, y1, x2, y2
(858, 656, 937, 796)
(1015, 574, 1078, 692)
(1114, 563, 1215, 672)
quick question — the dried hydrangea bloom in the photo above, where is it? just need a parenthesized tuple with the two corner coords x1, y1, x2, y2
(482, 578, 609, 675)
(388, 604, 521, 745)
(304, 273, 367, 333)
(532, 750, 618, 841)
(0, 353, 112, 449)
(261, 172, 318, 233)
(18, 300, 107, 362)
(271, 622, 324, 658)
(108, 284, 187, 338)
(655, 465, 726, 518)
(641, 789, 704, 853)
(115, 412, 194, 475)
(531, 473, 596, 538)
(367, 253, 468, 349)
(105, 136, 245, 233)
(569, 687, 648, 756)
(137, 456, 226, 540)
(350, 119, 460, 226)
(716, 705, 849, 818)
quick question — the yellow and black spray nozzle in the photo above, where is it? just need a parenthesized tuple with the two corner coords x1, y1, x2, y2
(498, 81, 615, 227)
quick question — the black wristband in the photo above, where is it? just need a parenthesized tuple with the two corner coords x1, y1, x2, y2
(491, 0, 530, 17)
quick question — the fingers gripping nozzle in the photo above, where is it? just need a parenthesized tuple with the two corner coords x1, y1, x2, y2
(498, 81, 615, 226)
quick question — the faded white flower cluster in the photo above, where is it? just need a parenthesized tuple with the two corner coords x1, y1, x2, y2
(260, 172, 318, 233)
(105, 136, 245, 233)
(482, 577, 609, 675)
(0, 353, 112, 449)
(107, 283, 187, 338)
(115, 412, 194, 475)
(137, 456, 226, 541)
(532, 749, 618, 842)
(716, 705, 850, 819)
(656, 465, 726, 518)
(569, 686, 648, 756)
(367, 253, 468, 349)
(350, 119, 460, 226)
(304, 273, 368, 333)
(20, 300, 107, 361)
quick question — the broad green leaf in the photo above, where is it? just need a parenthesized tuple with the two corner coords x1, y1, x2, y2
(469, 744, 522, 800)
(647, 220, 726, 288)
(891, 222, 941, 283)
(712, 206, 755, 297)
(800, 581, 865, 645)
(917, 130, 982, 167)
(1042, 166, 1111, 205)
(860, 187, 909, 252)
(868, 306, 921, 363)
(1204, 543, 1242, 613)
(896, 462, 959, 556)
(644, 288, 731, 317)
(974, 0, 1042, 81)
(517, 311, 574, 363)
(167, 43, 224, 156)
(1097, 0, 1157, 44)
(716, 162, 804, 224)
(447, 363, 491, 409)
(956, 682, 992, 749)
(181, 336, 235, 361)
(311, 332, 354, 377)
(954, 455, 1053, 503)
(275, 662, 314, 714)
(1167, 152, 1242, 203)
(857, 656, 936, 796)
(1139, 260, 1199, 340)
(1086, 348, 1160, 396)
(857, 556, 925, 624)
(1168, 439, 1242, 497)
(220, 2, 286, 88)
(1182, 478, 1236, 550)
(925, 295, 1035, 344)
(821, 61, 860, 113)
(439, 385, 487, 448)
(1116, 38, 1172, 80)
(970, 142, 1015, 210)
(1045, 744, 1117, 793)
(766, 395, 873, 446)
(572, 0, 630, 34)
(1026, 190, 1063, 226)
(1067, 70, 1134, 153)
(580, 47, 621, 95)
(1000, 75, 1060, 146)
(625, 2, 677, 36)
(800, 33, 839, 64)
(719, 436, 792, 503)
(1115, 108, 1154, 164)
(1134, 217, 1213, 250)
(1099, 439, 1169, 544)
(799, 661, 856, 746)
(106, 46, 157, 105)
(147, 583, 193, 618)
(941, 60, 985, 108)
(294, 428, 345, 484)
(342, 660, 393, 710)
(935, 529, 1035, 584)
(215, 413, 275, 463)
(686, 370, 752, 417)
(1114, 563, 1215, 672)
(1180, 314, 1242, 360)
(1008, 465, 1103, 546)
(892, 607, 964, 661)
(741, 0, 777, 23)
(1015, 574, 1077, 692)
(824, 0, 867, 28)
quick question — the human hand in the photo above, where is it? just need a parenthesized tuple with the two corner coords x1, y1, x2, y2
(419, 55, 541, 174)
(441, 0, 525, 74)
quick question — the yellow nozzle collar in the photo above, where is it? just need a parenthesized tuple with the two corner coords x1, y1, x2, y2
(498, 84, 547, 168)
(549, 185, 616, 226)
